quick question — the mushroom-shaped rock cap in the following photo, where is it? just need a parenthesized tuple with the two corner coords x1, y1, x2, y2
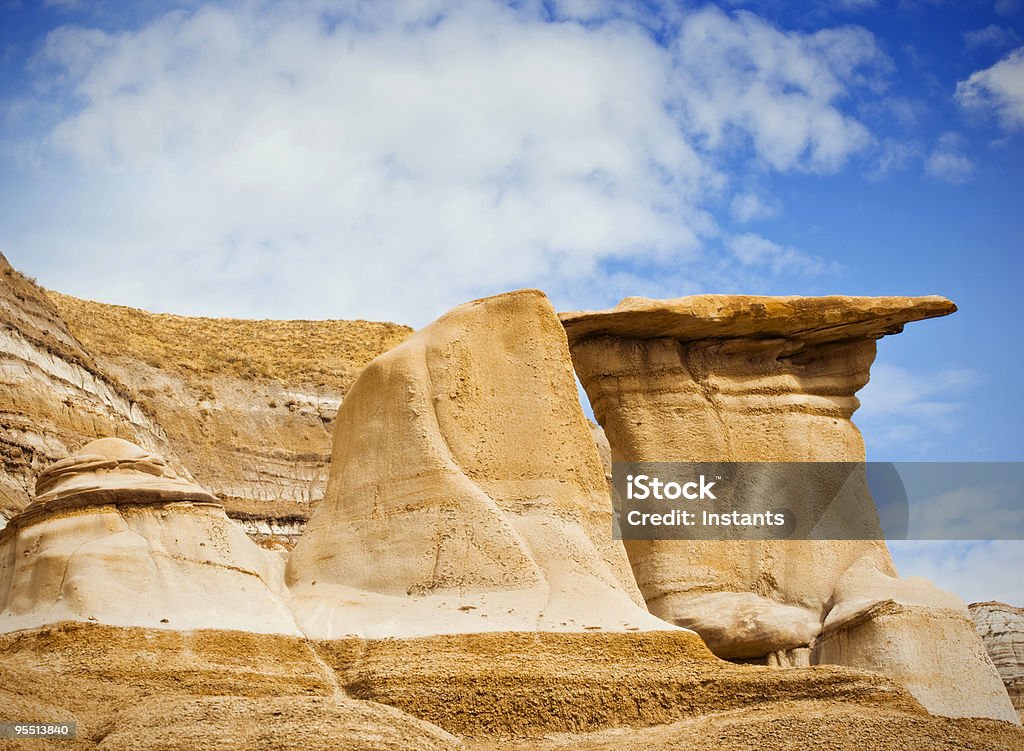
(559, 294, 957, 344)
(31, 437, 218, 513)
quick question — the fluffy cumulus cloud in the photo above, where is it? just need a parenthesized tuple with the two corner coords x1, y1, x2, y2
(2, 0, 888, 324)
(956, 46, 1024, 131)
(856, 363, 977, 457)
(964, 24, 1018, 50)
(669, 8, 885, 172)
(726, 232, 835, 275)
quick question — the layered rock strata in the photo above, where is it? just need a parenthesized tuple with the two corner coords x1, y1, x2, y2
(563, 294, 1018, 723)
(287, 290, 668, 638)
(0, 249, 411, 547)
(971, 601, 1024, 720)
(0, 253, 177, 523)
(0, 437, 299, 635)
(48, 292, 411, 545)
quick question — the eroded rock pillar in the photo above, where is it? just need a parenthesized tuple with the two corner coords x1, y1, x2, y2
(286, 289, 673, 639)
(562, 295, 1018, 723)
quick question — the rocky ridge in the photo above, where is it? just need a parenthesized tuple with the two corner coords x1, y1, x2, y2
(0, 255, 178, 524)
(0, 250, 411, 545)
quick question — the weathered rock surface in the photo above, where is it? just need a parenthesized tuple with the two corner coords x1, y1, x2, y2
(562, 294, 1018, 724)
(0, 623, 462, 751)
(48, 292, 411, 546)
(3, 623, 1022, 751)
(562, 295, 951, 649)
(0, 438, 300, 635)
(0, 253, 178, 524)
(0, 250, 411, 547)
(813, 561, 1018, 723)
(287, 290, 668, 638)
(971, 601, 1024, 720)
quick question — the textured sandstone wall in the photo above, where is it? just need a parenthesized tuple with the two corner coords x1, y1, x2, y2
(971, 601, 1024, 720)
(48, 292, 411, 542)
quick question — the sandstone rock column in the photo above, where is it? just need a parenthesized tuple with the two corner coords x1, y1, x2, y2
(0, 437, 300, 635)
(562, 295, 954, 649)
(562, 294, 1017, 724)
(286, 290, 672, 639)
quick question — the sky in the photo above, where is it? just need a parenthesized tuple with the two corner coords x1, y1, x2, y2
(1, 0, 1022, 604)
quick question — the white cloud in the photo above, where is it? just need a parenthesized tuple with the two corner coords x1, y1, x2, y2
(729, 191, 780, 223)
(907, 485, 1024, 540)
(956, 46, 1024, 130)
(2, 1, 886, 324)
(726, 232, 836, 275)
(868, 137, 922, 179)
(670, 7, 886, 172)
(889, 540, 1024, 606)
(924, 131, 975, 183)
(857, 363, 977, 457)
(964, 24, 1018, 50)
(995, 0, 1021, 16)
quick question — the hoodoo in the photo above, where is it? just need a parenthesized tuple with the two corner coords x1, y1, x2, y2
(0, 437, 300, 635)
(562, 294, 1017, 723)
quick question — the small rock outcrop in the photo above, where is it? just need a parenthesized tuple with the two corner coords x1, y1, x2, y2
(0, 437, 300, 635)
(815, 560, 1014, 722)
(562, 294, 1018, 724)
(287, 290, 670, 639)
(971, 601, 1024, 720)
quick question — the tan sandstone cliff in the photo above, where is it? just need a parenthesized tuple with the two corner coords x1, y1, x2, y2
(0, 250, 411, 545)
(0, 254, 178, 525)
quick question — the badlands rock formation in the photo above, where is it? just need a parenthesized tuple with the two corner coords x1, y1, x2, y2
(972, 601, 1024, 720)
(48, 292, 411, 545)
(287, 290, 667, 638)
(0, 266, 1022, 749)
(0, 437, 299, 635)
(0, 249, 410, 546)
(816, 559, 1014, 722)
(563, 294, 1018, 724)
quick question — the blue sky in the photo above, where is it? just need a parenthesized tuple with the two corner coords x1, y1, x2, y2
(1, 0, 1022, 602)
